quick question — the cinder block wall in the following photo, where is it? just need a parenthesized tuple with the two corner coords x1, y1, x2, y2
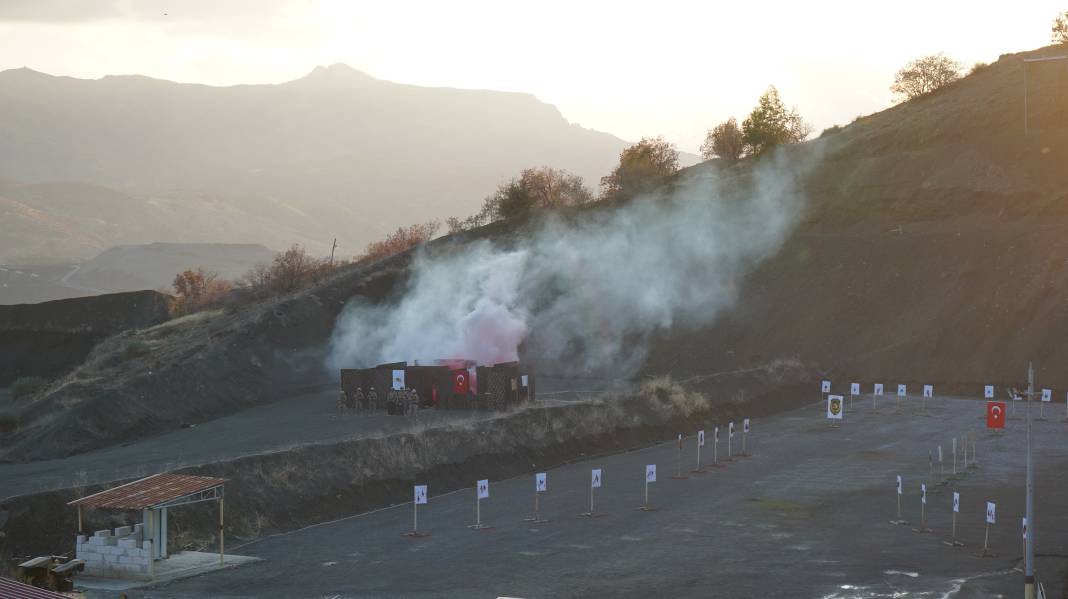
(75, 524, 154, 580)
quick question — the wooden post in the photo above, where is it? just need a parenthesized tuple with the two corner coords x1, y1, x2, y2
(219, 497, 225, 565)
(77, 506, 83, 535)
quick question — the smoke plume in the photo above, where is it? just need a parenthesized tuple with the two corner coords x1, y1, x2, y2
(327, 148, 819, 378)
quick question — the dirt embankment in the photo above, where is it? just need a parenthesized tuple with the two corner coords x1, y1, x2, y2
(0, 378, 808, 566)
(0, 290, 171, 386)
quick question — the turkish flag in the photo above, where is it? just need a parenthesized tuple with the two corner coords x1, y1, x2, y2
(987, 401, 1006, 429)
(452, 370, 469, 395)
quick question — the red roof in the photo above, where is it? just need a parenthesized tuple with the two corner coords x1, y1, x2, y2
(0, 577, 72, 599)
(68, 473, 226, 510)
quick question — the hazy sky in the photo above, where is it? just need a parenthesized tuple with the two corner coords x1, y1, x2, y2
(0, 0, 1062, 152)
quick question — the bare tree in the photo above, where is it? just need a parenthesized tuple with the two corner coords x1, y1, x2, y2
(891, 53, 963, 102)
(700, 117, 745, 162)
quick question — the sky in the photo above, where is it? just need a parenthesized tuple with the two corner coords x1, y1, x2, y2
(0, 0, 1063, 153)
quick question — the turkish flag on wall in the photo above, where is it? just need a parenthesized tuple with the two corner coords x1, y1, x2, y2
(987, 401, 1006, 429)
(452, 370, 469, 395)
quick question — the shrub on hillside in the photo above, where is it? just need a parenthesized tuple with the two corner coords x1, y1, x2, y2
(170, 267, 234, 317)
(359, 222, 440, 263)
(11, 376, 47, 401)
(700, 118, 745, 162)
(0, 410, 16, 433)
(600, 136, 680, 202)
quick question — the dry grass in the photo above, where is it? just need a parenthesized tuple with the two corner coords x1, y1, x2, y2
(639, 375, 710, 417)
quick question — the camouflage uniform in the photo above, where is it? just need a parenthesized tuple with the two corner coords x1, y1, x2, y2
(367, 387, 379, 410)
(353, 387, 365, 412)
(408, 388, 420, 415)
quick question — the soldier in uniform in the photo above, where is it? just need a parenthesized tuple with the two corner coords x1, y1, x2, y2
(387, 387, 401, 415)
(353, 387, 366, 412)
(337, 390, 348, 417)
(367, 386, 379, 411)
(408, 387, 420, 415)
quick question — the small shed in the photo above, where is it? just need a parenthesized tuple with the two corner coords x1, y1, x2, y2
(68, 473, 227, 579)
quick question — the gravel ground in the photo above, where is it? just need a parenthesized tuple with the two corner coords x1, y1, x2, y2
(106, 395, 1068, 598)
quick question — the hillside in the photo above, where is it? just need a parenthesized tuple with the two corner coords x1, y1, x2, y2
(2, 45, 1067, 461)
(0, 65, 639, 262)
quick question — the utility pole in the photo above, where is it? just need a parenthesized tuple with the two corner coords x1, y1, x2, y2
(329, 238, 338, 266)
(1025, 362, 1035, 599)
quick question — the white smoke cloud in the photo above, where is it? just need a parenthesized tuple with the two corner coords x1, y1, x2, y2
(327, 147, 819, 378)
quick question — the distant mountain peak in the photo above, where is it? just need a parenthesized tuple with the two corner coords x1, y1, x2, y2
(297, 63, 380, 87)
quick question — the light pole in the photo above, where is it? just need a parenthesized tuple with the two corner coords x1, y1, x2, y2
(1025, 362, 1035, 599)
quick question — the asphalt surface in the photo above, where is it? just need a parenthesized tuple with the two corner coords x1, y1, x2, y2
(0, 390, 495, 500)
(107, 395, 1068, 598)
(2, 383, 608, 501)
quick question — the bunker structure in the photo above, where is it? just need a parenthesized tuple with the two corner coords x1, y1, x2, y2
(341, 360, 535, 413)
(67, 473, 227, 581)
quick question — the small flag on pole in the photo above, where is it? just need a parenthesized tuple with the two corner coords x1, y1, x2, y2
(987, 402, 1006, 429)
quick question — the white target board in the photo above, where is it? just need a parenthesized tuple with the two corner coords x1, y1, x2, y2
(896, 475, 902, 495)
(392, 369, 406, 390)
(850, 382, 860, 395)
(953, 492, 960, 513)
(874, 383, 884, 396)
(921, 483, 927, 505)
(897, 384, 907, 397)
(646, 464, 656, 483)
(535, 472, 547, 493)
(743, 418, 750, 433)
(826, 395, 844, 420)
(477, 479, 489, 499)
(1022, 517, 1028, 540)
(821, 380, 831, 393)
(923, 385, 933, 398)
(986, 501, 997, 524)
(414, 485, 428, 505)
(714, 427, 719, 442)
(1042, 388, 1052, 402)
(729, 422, 735, 438)
(591, 469, 602, 489)
(984, 385, 994, 399)
(697, 430, 705, 447)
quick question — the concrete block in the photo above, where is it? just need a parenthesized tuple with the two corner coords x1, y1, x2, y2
(76, 534, 87, 545)
(106, 535, 118, 546)
(89, 536, 105, 546)
(94, 529, 111, 537)
(118, 538, 137, 548)
(114, 525, 132, 537)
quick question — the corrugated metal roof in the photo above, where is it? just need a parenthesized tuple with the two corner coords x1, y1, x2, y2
(68, 473, 226, 510)
(0, 576, 72, 599)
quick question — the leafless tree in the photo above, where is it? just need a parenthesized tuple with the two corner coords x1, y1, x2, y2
(891, 53, 963, 102)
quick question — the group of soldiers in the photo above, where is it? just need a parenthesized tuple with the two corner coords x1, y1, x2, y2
(337, 385, 419, 416)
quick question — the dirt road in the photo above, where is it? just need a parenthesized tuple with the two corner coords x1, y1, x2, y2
(107, 395, 1068, 598)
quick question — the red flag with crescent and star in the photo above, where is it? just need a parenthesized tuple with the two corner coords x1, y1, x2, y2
(452, 370, 469, 395)
(986, 401, 1006, 429)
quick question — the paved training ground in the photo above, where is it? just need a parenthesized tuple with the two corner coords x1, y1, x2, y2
(103, 395, 1068, 598)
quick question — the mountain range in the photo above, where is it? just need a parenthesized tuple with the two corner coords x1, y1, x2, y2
(0, 64, 663, 264)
